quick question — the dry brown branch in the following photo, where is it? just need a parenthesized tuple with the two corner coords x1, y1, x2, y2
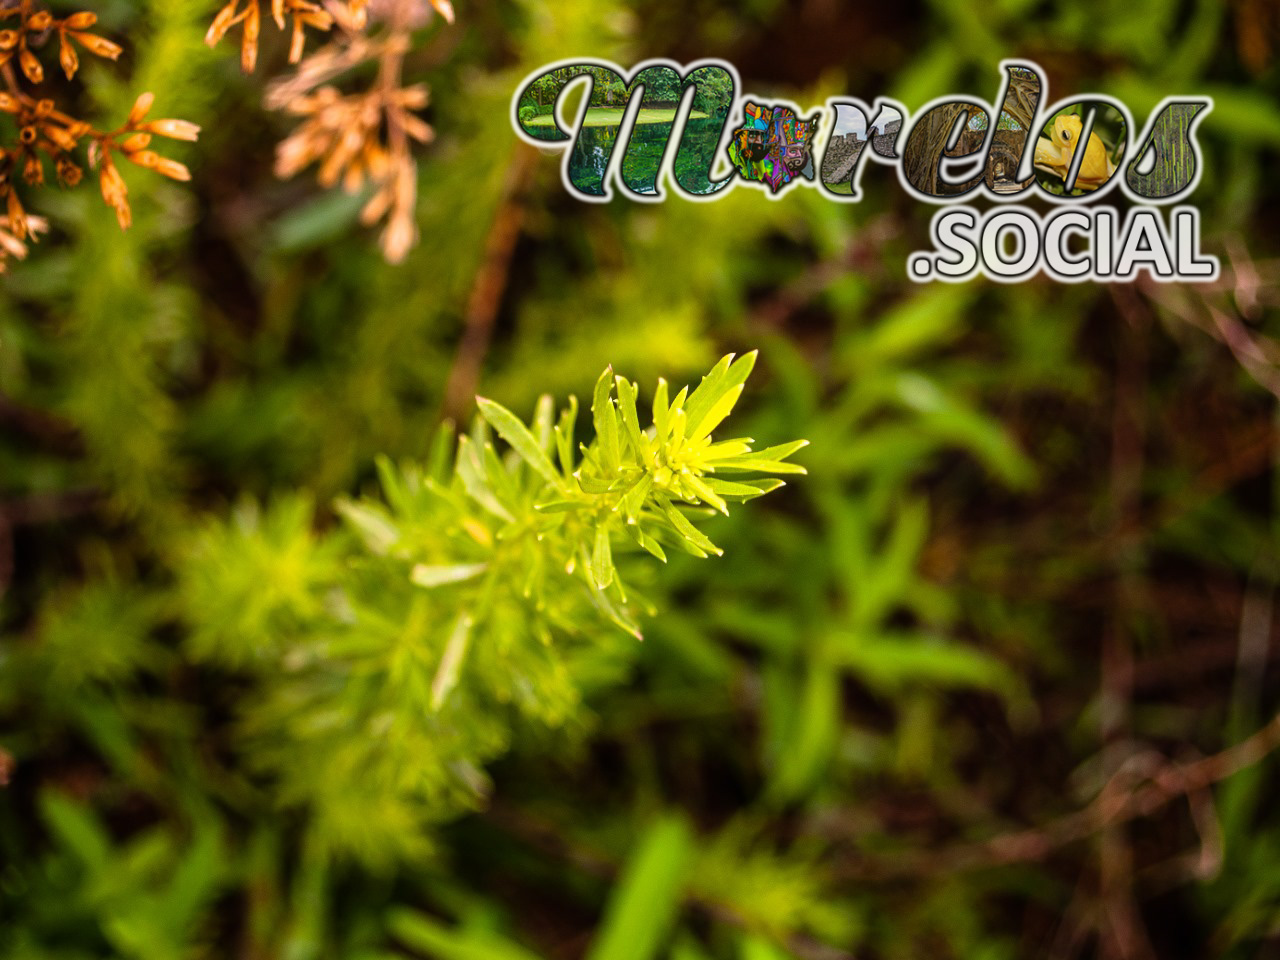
(0, 4, 198, 269)
(209, 0, 453, 262)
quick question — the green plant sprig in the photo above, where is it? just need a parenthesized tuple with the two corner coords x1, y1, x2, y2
(177, 353, 805, 864)
(475, 351, 807, 627)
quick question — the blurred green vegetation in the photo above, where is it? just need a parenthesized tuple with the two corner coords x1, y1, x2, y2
(2, 0, 1280, 959)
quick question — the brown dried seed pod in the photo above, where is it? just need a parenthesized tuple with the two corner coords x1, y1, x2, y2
(19, 48, 43, 83)
(7, 189, 29, 241)
(144, 119, 202, 142)
(121, 133, 152, 153)
(242, 1, 260, 72)
(126, 150, 190, 181)
(429, 0, 454, 24)
(56, 157, 83, 187)
(206, 0, 240, 46)
(0, 225, 29, 261)
(289, 16, 306, 62)
(155, 155, 192, 181)
(40, 124, 78, 152)
(128, 93, 155, 126)
(23, 154, 44, 186)
(98, 160, 131, 229)
(58, 37, 78, 79)
(401, 113, 433, 144)
(360, 185, 392, 226)
(68, 32, 122, 60)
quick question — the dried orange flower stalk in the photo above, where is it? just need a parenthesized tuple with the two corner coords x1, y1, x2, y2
(207, 0, 453, 263)
(0, 2, 200, 273)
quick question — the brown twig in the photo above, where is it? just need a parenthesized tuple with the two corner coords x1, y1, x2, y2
(0, 509, 10, 598)
(0, 392, 83, 453)
(835, 711, 1280, 881)
(2, 487, 99, 525)
(745, 214, 900, 332)
(442, 141, 537, 418)
(1137, 253, 1280, 401)
(1097, 283, 1154, 960)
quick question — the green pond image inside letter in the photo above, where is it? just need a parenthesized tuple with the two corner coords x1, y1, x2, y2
(516, 62, 736, 197)
(523, 107, 708, 128)
(568, 112, 724, 196)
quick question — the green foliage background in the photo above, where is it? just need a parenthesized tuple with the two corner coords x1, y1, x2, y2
(2, 1, 1280, 958)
